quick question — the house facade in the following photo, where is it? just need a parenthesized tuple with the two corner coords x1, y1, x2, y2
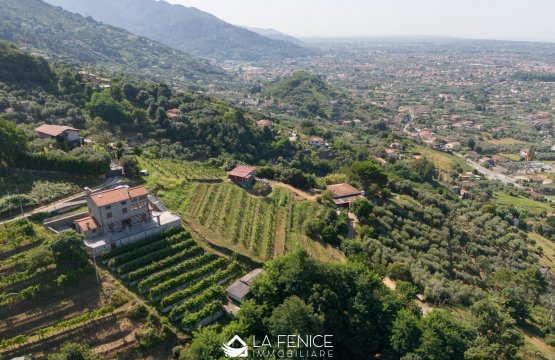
(307, 136, 327, 147)
(74, 186, 151, 238)
(326, 183, 365, 207)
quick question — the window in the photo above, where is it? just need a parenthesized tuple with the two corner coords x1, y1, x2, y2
(122, 207, 128, 214)
(121, 201, 127, 205)
(105, 205, 111, 210)
(106, 212, 112, 219)
(132, 198, 138, 203)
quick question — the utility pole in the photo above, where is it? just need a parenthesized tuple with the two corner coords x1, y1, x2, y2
(16, 186, 27, 221)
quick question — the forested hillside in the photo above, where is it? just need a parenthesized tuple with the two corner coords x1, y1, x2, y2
(262, 71, 382, 120)
(45, 0, 316, 61)
(0, 0, 227, 85)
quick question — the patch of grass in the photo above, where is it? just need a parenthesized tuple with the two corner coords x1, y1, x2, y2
(493, 192, 553, 215)
(487, 138, 525, 145)
(414, 146, 472, 180)
(499, 153, 521, 161)
(528, 232, 555, 269)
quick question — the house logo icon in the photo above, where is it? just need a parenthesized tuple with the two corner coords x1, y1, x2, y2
(222, 335, 248, 358)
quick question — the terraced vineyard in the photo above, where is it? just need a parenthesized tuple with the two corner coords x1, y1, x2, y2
(139, 158, 225, 181)
(103, 227, 241, 331)
(139, 158, 344, 262)
(0, 221, 142, 359)
(0, 169, 97, 218)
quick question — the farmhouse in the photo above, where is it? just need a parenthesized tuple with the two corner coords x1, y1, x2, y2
(307, 136, 327, 147)
(166, 108, 182, 118)
(256, 119, 273, 127)
(79, 71, 110, 88)
(227, 166, 256, 189)
(73, 185, 180, 252)
(326, 183, 365, 206)
(226, 268, 266, 304)
(35, 124, 81, 149)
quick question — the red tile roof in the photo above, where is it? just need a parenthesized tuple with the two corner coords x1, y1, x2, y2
(227, 166, 256, 178)
(327, 183, 363, 199)
(89, 186, 149, 207)
(167, 108, 181, 118)
(308, 136, 325, 142)
(257, 119, 273, 126)
(35, 124, 79, 137)
(75, 216, 99, 231)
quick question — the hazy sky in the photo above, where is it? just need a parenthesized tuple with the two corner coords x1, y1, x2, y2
(166, 0, 555, 42)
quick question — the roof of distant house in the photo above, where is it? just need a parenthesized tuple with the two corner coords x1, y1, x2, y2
(228, 166, 256, 178)
(256, 119, 273, 126)
(308, 136, 325, 142)
(89, 186, 149, 207)
(166, 108, 181, 118)
(35, 124, 79, 137)
(327, 183, 363, 198)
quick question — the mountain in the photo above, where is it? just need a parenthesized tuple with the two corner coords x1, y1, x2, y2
(262, 71, 381, 120)
(44, 0, 317, 61)
(243, 27, 306, 46)
(0, 0, 228, 85)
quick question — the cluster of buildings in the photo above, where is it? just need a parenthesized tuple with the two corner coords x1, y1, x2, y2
(79, 71, 110, 88)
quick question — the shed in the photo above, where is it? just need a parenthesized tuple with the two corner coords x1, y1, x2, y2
(228, 166, 256, 189)
(226, 268, 266, 304)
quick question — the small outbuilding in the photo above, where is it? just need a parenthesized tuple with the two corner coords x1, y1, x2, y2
(227, 166, 256, 189)
(226, 268, 266, 304)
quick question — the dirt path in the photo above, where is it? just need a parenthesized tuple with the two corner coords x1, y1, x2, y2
(522, 328, 555, 359)
(382, 277, 434, 315)
(347, 212, 357, 239)
(273, 212, 286, 258)
(269, 181, 318, 202)
(0, 176, 121, 225)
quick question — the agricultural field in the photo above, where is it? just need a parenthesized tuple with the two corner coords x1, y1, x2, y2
(141, 158, 345, 263)
(413, 145, 472, 180)
(499, 153, 521, 161)
(486, 138, 526, 145)
(0, 220, 151, 359)
(140, 158, 225, 181)
(493, 192, 554, 215)
(103, 227, 242, 331)
(0, 170, 98, 218)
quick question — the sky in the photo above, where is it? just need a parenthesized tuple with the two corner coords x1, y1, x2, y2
(166, 0, 555, 42)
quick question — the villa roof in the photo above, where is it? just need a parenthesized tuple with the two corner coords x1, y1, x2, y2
(228, 166, 256, 178)
(327, 183, 364, 199)
(89, 186, 149, 207)
(35, 124, 79, 137)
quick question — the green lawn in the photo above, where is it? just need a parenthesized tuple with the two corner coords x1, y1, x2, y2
(493, 192, 553, 214)
(414, 146, 472, 180)
(499, 153, 521, 161)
